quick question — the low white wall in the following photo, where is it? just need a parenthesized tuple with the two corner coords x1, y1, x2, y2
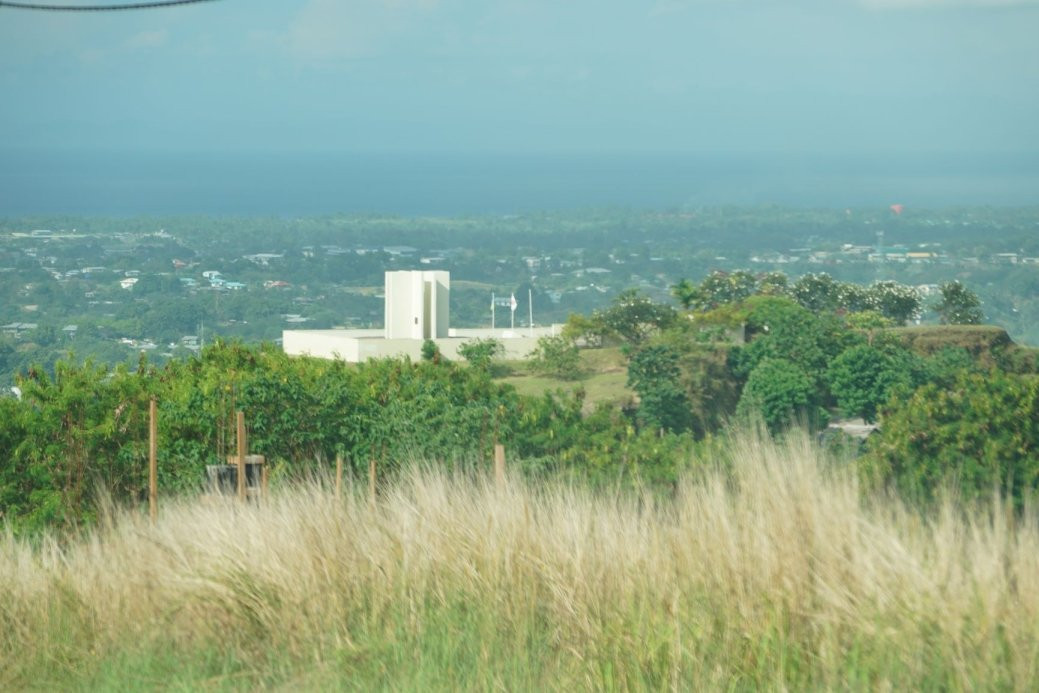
(282, 330, 362, 361)
(283, 328, 562, 363)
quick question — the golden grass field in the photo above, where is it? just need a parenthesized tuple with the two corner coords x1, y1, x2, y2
(2, 432, 1038, 689)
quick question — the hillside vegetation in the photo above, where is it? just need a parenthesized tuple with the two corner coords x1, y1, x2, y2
(3, 432, 1038, 690)
(5, 271, 1039, 533)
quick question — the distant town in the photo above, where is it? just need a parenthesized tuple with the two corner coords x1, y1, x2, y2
(2, 207, 1038, 383)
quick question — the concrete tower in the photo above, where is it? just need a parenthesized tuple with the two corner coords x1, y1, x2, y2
(384, 270, 450, 340)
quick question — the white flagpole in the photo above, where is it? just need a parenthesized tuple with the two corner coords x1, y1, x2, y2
(491, 292, 495, 329)
(510, 293, 516, 330)
(528, 288, 533, 337)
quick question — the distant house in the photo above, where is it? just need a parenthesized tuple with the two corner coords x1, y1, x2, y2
(244, 253, 284, 266)
(120, 277, 138, 290)
(225, 281, 246, 291)
(180, 335, 201, 352)
(2, 322, 38, 337)
(750, 252, 796, 264)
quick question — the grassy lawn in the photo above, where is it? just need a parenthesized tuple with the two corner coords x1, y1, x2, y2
(496, 347, 634, 411)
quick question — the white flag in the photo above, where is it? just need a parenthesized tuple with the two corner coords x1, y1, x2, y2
(510, 293, 518, 311)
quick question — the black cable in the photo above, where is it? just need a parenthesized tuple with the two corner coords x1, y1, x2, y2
(0, 0, 218, 10)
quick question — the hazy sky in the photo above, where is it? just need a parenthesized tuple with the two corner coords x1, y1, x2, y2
(2, 0, 1037, 160)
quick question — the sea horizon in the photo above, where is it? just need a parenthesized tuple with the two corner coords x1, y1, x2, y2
(3, 148, 1037, 217)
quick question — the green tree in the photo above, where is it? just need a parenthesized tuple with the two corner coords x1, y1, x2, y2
(6, 358, 153, 531)
(757, 271, 789, 296)
(686, 270, 758, 312)
(561, 312, 609, 348)
(595, 289, 676, 346)
(627, 344, 691, 434)
(730, 296, 861, 394)
(827, 344, 922, 422)
(843, 310, 894, 330)
(866, 281, 921, 326)
(457, 338, 504, 372)
(865, 371, 1039, 505)
(736, 358, 824, 433)
(527, 335, 581, 379)
(934, 281, 984, 325)
(420, 339, 441, 362)
(670, 278, 698, 310)
(791, 273, 842, 312)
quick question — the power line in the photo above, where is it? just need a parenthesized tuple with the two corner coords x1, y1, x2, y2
(0, 0, 218, 10)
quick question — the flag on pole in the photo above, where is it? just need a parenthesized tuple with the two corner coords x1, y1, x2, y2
(510, 293, 518, 312)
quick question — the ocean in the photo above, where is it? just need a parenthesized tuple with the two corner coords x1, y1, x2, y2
(2, 149, 1037, 216)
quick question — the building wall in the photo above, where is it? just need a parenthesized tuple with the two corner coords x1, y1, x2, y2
(384, 270, 450, 340)
(431, 272, 449, 338)
(283, 327, 560, 363)
(282, 330, 363, 361)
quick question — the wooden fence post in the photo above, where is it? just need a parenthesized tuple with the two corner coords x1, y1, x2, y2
(494, 443, 506, 491)
(335, 454, 343, 500)
(237, 411, 246, 502)
(149, 397, 158, 524)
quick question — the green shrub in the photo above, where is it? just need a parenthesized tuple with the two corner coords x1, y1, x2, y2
(864, 370, 1039, 505)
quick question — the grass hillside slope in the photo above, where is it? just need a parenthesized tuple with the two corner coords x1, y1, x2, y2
(3, 432, 1038, 690)
(497, 346, 633, 412)
(888, 324, 1039, 371)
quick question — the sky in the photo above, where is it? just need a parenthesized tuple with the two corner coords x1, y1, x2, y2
(1, 0, 1038, 211)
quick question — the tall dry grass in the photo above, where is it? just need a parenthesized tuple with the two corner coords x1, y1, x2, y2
(2, 431, 1039, 689)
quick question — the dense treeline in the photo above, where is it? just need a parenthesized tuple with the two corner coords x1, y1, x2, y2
(0, 341, 690, 533)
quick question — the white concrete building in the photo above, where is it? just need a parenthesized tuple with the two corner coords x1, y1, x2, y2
(283, 270, 559, 363)
(384, 270, 450, 340)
